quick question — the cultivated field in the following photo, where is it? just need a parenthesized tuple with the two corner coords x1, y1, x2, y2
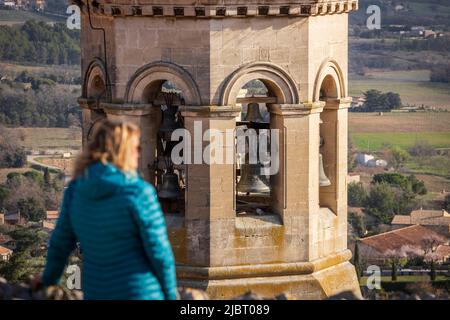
(349, 112, 450, 151)
(349, 70, 450, 110)
(5, 127, 82, 151)
(349, 112, 450, 133)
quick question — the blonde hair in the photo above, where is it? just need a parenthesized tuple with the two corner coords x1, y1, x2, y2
(74, 119, 141, 177)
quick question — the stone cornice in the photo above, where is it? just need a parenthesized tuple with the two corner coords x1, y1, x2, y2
(180, 105, 242, 118)
(322, 97, 353, 109)
(76, 0, 358, 18)
(100, 102, 159, 116)
(268, 102, 325, 117)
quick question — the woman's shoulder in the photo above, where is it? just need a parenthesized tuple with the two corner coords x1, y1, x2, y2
(122, 174, 158, 200)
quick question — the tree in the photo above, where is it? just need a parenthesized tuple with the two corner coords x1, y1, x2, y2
(385, 92, 402, 110)
(353, 242, 363, 281)
(372, 173, 410, 190)
(348, 182, 367, 207)
(0, 226, 49, 282)
(408, 175, 427, 195)
(17, 197, 46, 222)
(349, 211, 366, 238)
(365, 182, 396, 224)
(43, 167, 51, 188)
(445, 194, 450, 212)
(0, 125, 27, 168)
(389, 146, 410, 170)
(0, 185, 9, 208)
(420, 235, 445, 281)
(384, 245, 419, 281)
(409, 140, 436, 158)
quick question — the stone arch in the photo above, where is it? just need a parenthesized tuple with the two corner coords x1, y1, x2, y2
(125, 61, 202, 105)
(313, 59, 345, 102)
(220, 62, 299, 106)
(84, 58, 109, 99)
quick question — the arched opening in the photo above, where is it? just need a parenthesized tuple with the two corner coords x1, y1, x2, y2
(319, 74, 340, 213)
(145, 80, 186, 216)
(126, 62, 202, 105)
(84, 66, 108, 146)
(88, 75, 107, 100)
(234, 79, 279, 217)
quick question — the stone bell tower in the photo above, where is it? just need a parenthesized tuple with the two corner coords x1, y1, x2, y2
(78, 0, 362, 299)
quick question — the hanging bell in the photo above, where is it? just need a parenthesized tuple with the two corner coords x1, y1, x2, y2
(159, 105, 179, 138)
(237, 163, 270, 194)
(319, 153, 331, 187)
(244, 103, 264, 123)
(158, 172, 181, 200)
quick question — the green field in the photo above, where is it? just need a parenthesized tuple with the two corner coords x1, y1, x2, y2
(349, 70, 450, 110)
(360, 275, 449, 284)
(351, 132, 450, 152)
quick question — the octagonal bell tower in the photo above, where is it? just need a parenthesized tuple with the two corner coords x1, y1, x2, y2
(78, 0, 362, 299)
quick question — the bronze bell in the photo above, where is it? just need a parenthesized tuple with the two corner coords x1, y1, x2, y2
(237, 163, 270, 194)
(244, 103, 264, 123)
(158, 172, 181, 200)
(319, 154, 331, 187)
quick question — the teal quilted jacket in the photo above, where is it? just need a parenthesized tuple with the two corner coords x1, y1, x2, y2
(42, 162, 177, 300)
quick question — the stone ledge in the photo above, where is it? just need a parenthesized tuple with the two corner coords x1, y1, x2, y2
(178, 259, 361, 299)
(176, 249, 353, 280)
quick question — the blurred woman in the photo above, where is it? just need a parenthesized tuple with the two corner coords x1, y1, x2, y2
(41, 119, 177, 300)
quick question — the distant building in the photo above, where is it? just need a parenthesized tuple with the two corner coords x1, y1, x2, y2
(392, 209, 450, 235)
(359, 225, 450, 265)
(28, 0, 45, 11)
(367, 159, 388, 168)
(1, 1, 16, 8)
(423, 30, 437, 39)
(3, 211, 25, 225)
(0, 245, 13, 262)
(46, 210, 59, 221)
(42, 220, 55, 233)
(356, 153, 375, 166)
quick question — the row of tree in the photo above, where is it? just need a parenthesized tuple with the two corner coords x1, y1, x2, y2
(0, 21, 80, 65)
(352, 90, 402, 112)
(0, 82, 81, 127)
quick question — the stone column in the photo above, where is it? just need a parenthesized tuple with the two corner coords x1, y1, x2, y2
(320, 97, 351, 252)
(268, 103, 323, 262)
(101, 103, 160, 183)
(78, 98, 106, 148)
(180, 106, 241, 267)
